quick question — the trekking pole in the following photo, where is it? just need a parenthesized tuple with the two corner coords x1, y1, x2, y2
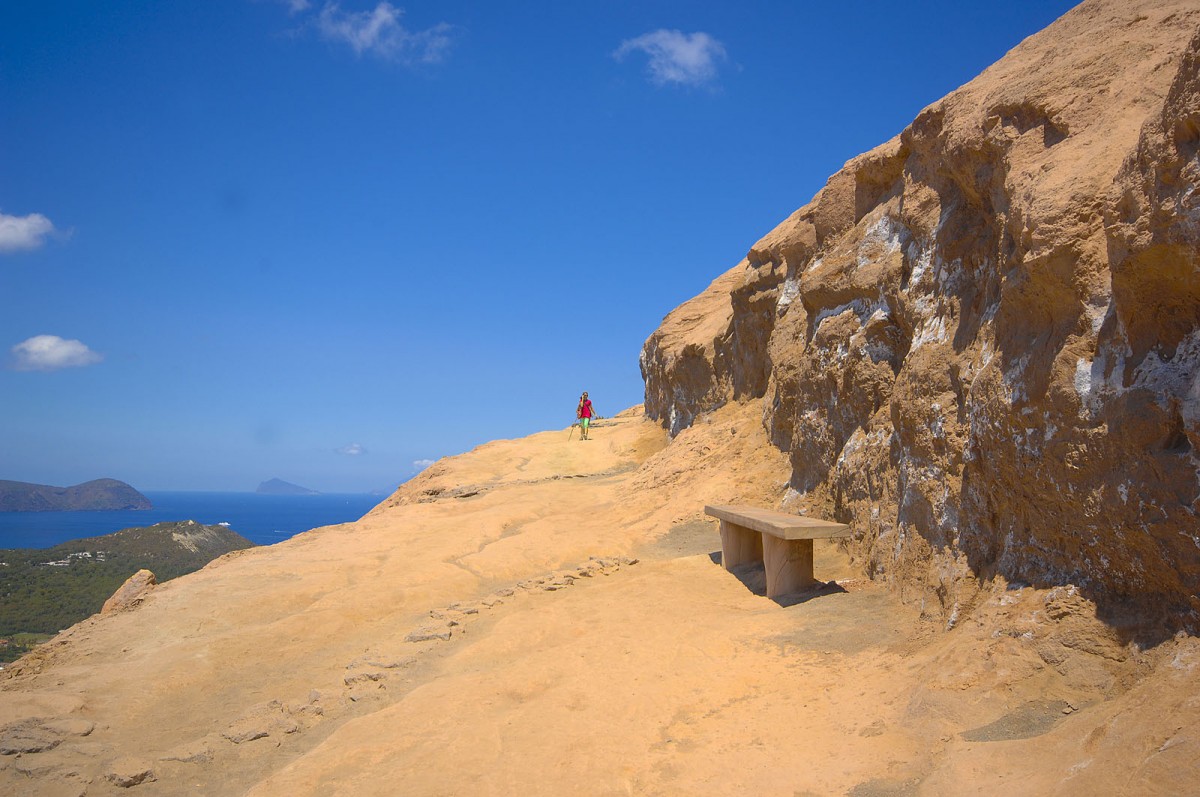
(568, 421, 577, 441)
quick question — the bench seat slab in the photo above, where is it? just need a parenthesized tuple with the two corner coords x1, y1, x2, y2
(705, 505, 850, 540)
(706, 504, 847, 599)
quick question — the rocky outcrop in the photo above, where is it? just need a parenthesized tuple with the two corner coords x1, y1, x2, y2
(101, 570, 156, 614)
(641, 266, 743, 435)
(640, 0, 1200, 637)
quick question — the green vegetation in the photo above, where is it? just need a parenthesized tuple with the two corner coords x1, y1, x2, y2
(0, 633, 54, 664)
(0, 521, 254, 663)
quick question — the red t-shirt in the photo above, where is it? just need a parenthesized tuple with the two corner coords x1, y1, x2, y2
(579, 400, 593, 418)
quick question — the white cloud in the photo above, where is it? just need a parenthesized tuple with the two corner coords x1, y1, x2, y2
(263, 0, 311, 13)
(613, 29, 727, 87)
(413, 458, 435, 470)
(316, 2, 452, 63)
(337, 443, 366, 455)
(11, 335, 103, 371)
(0, 211, 56, 253)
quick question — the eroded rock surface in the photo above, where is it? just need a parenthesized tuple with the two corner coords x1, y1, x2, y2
(640, 0, 1200, 637)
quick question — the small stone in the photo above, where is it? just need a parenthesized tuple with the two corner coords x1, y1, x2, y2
(160, 740, 214, 764)
(361, 657, 414, 670)
(106, 756, 156, 788)
(344, 671, 385, 686)
(222, 726, 269, 745)
(405, 627, 452, 643)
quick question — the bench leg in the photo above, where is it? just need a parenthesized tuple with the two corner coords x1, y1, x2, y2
(762, 536, 815, 598)
(719, 520, 763, 570)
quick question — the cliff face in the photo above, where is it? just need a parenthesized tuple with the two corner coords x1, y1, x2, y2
(641, 0, 1200, 635)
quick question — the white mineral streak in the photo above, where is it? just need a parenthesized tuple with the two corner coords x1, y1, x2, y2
(1074, 358, 1093, 402)
(857, 215, 907, 269)
(911, 314, 949, 351)
(812, 297, 887, 331)
(776, 276, 801, 314)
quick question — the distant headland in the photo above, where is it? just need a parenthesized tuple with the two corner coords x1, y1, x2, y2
(256, 478, 319, 495)
(0, 479, 151, 512)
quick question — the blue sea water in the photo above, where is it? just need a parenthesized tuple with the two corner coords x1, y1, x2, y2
(0, 491, 384, 549)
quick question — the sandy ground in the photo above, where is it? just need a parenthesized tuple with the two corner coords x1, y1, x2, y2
(2, 405, 1198, 796)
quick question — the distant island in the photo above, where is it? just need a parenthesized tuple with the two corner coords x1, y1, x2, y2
(0, 478, 151, 512)
(0, 520, 254, 662)
(256, 478, 318, 495)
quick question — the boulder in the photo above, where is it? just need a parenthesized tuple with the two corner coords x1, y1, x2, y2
(101, 570, 157, 614)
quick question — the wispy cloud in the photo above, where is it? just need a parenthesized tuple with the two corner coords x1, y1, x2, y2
(11, 335, 103, 371)
(337, 443, 366, 455)
(413, 458, 435, 470)
(613, 29, 727, 87)
(261, 0, 312, 14)
(0, 211, 56, 253)
(315, 2, 452, 63)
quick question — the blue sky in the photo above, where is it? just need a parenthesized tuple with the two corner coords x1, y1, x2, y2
(1, 0, 1078, 493)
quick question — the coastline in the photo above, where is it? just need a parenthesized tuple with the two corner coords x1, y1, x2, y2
(0, 491, 382, 549)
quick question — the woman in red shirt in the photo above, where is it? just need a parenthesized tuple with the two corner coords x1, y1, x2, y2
(576, 392, 597, 440)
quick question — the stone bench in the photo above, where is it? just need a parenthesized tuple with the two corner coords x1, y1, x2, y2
(705, 504, 851, 599)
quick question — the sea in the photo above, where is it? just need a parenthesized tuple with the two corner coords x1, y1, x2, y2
(0, 491, 384, 550)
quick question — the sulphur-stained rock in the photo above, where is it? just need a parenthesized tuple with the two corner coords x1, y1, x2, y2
(0, 716, 95, 757)
(159, 738, 214, 764)
(640, 0, 1200, 637)
(105, 756, 156, 787)
(101, 569, 157, 614)
(0, 719, 63, 755)
(343, 671, 385, 686)
(41, 718, 94, 738)
(405, 627, 451, 643)
(221, 700, 300, 745)
(5, 764, 88, 797)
